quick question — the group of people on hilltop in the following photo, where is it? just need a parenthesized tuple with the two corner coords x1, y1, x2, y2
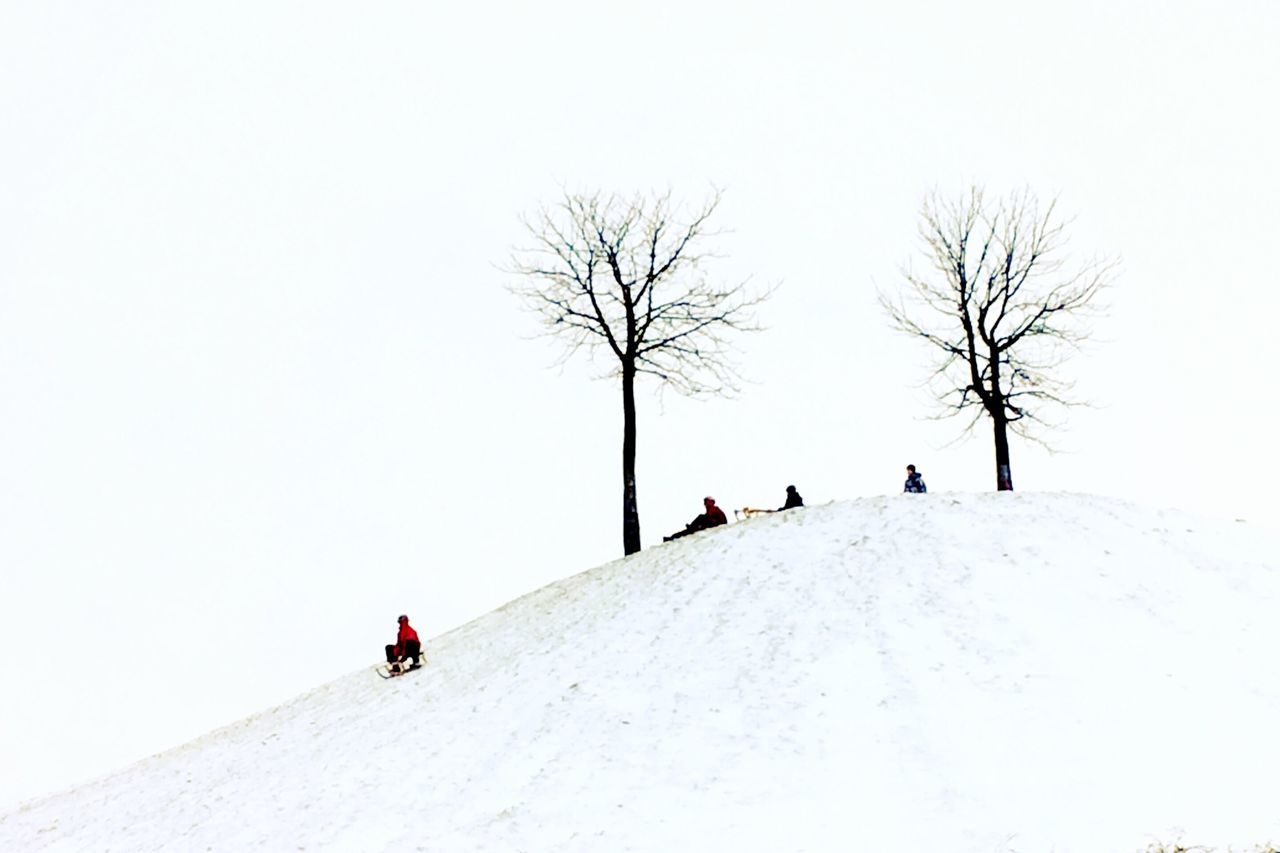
(381, 468, 927, 669)
(663, 485, 804, 541)
(663, 466, 927, 543)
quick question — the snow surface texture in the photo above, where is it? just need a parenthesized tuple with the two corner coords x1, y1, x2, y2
(4, 493, 1278, 853)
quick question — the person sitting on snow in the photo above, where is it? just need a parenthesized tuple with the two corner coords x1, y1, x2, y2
(664, 496, 728, 541)
(385, 614, 422, 672)
(903, 464, 927, 494)
(779, 484, 804, 510)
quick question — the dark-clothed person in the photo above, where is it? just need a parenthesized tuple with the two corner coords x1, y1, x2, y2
(779, 485, 804, 510)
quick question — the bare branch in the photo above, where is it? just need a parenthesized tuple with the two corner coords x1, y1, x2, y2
(882, 186, 1116, 488)
(512, 188, 770, 399)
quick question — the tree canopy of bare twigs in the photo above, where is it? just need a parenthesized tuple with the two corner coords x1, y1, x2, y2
(881, 187, 1115, 491)
(511, 189, 769, 555)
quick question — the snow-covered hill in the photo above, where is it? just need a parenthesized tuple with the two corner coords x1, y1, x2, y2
(4, 493, 1278, 852)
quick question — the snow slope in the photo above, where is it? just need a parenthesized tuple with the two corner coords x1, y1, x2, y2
(3, 493, 1278, 852)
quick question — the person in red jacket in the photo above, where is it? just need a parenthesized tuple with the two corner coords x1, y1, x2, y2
(663, 496, 729, 541)
(385, 614, 422, 672)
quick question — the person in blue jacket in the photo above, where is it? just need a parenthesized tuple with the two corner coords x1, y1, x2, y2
(903, 465, 927, 493)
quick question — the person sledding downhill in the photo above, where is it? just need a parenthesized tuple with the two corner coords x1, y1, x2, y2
(384, 615, 422, 675)
(663, 497, 728, 541)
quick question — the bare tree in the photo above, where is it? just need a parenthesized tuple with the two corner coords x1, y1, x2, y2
(881, 187, 1115, 491)
(511, 190, 768, 555)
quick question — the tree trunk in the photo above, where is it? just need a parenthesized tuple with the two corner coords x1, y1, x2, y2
(992, 413, 1014, 491)
(988, 349, 1014, 492)
(621, 365, 641, 554)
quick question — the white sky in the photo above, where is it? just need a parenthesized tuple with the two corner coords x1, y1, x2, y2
(2, 0, 1277, 808)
